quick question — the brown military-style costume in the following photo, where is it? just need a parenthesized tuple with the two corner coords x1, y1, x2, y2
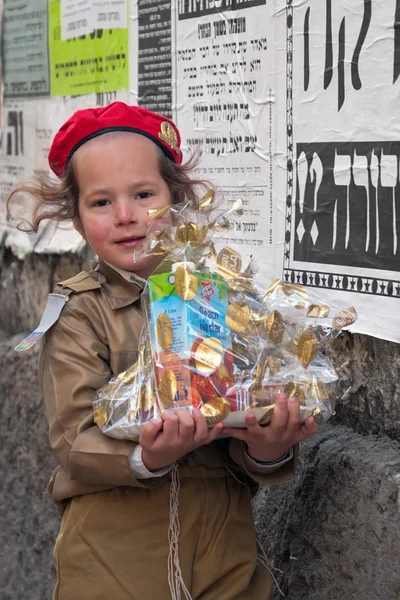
(40, 261, 297, 600)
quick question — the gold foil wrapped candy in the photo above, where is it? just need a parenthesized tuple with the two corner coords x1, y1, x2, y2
(156, 313, 174, 350)
(297, 328, 318, 369)
(174, 264, 198, 301)
(266, 311, 285, 344)
(201, 397, 230, 426)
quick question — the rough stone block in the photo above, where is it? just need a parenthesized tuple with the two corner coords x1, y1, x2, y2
(254, 424, 400, 600)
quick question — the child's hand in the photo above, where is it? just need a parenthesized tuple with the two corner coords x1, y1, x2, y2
(222, 393, 318, 463)
(140, 408, 223, 471)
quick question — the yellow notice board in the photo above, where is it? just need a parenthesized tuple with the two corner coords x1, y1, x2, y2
(49, 0, 129, 96)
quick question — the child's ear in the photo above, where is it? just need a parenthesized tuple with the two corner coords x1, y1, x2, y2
(73, 217, 86, 240)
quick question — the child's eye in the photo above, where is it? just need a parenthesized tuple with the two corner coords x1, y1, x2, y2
(93, 199, 110, 207)
(137, 192, 152, 200)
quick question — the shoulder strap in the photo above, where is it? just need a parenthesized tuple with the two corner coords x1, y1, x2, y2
(15, 271, 104, 352)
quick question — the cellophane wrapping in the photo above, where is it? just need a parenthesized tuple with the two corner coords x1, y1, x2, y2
(93, 193, 357, 442)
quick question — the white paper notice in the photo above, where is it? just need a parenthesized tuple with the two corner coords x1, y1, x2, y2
(274, 0, 400, 342)
(173, 0, 275, 276)
(93, 0, 127, 30)
(60, 0, 94, 40)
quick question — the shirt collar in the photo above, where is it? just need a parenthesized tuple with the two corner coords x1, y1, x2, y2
(95, 260, 145, 310)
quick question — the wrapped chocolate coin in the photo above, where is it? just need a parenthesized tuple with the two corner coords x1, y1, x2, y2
(258, 405, 275, 426)
(199, 190, 215, 209)
(310, 406, 324, 424)
(226, 302, 251, 334)
(174, 264, 198, 301)
(195, 337, 223, 374)
(308, 379, 329, 400)
(93, 405, 108, 429)
(158, 370, 177, 408)
(139, 384, 156, 412)
(284, 382, 306, 405)
(217, 247, 242, 278)
(297, 328, 318, 369)
(201, 396, 230, 426)
(176, 223, 207, 245)
(332, 307, 357, 331)
(266, 311, 285, 344)
(148, 206, 170, 220)
(266, 356, 282, 376)
(156, 313, 174, 350)
(307, 304, 330, 318)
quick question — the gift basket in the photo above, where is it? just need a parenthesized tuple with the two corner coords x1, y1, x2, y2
(93, 191, 357, 442)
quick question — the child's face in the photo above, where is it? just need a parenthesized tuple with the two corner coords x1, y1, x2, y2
(73, 132, 172, 277)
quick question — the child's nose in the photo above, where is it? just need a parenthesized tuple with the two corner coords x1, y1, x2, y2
(114, 200, 137, 224)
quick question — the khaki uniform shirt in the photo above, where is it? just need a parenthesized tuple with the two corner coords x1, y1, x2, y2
(40, 261, 297, 507)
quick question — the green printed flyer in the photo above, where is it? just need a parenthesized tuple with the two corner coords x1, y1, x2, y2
(49, 0, 129, 96)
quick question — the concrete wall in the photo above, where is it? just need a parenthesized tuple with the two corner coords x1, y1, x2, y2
(1, 249, 399, 599)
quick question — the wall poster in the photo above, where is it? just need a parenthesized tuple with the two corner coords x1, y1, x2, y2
(276, 0, 400, 340)
(173, 0, 276, 269)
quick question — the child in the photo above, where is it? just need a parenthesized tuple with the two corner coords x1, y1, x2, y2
(8, 102, 317, 600)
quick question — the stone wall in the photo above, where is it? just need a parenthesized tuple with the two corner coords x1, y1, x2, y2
(1, 249, 399, 599)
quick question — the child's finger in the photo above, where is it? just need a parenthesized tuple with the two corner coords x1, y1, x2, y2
(175, 409, 195, 441)
(192, 408, 209, 443)
(162, 411, 179, 440)
(206, 421, 224, 443)
(270, 393, 289, 431)
(244, 412, 264, 438)
(140, 417, 163, 447)
(286, 398, 301, 433)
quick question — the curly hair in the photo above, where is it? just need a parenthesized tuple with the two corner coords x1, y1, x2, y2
(7, 137, 209, 233)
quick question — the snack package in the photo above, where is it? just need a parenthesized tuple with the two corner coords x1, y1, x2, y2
(93, 192, 357, 441)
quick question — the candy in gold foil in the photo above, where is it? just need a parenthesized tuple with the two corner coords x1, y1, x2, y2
(297, 328, 318, 369)
(332, 307, 357, 331)
(195, 337, 223, 374)
(284, 382, 306, 405)
(148, 206, 170, 220)
(266, 311, 285, 344)
(156, 313, 174, 350)
(310, 406, 324, 424)
(201, 396, 230, 426)
(93, 405, 108, 429)
(119, 363, 139, 385)
(139, 384, 156, 412)
(226, 302, 251, 334)
(213, 217, 230, 232)
(158, 370, 177, 408)
(258, 405, 275, 426)
(264, 280, 308, 309)
(227, 273, 256, 294)
(307, 304, 330, 318)
(199, 190, 215, 209)
(217, 247, 242, 278)
(308, 379, 330, 400)
(176, 223, 207, 245)
(266, 356, 282, 376)
(174, 265, 198, 301)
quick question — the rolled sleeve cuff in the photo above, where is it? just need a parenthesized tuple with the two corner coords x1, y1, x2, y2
(243, 447, 294, 474)
(129, 445, 174, 479)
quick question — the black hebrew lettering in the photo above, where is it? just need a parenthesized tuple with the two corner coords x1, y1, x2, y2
(138, 0, 172, 117)
(294, 142, 400, 273)
(178, 0, 266, 20)
(351, 0, 371, 90)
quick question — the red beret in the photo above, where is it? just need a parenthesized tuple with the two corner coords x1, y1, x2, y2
(48, 102, 182, 179)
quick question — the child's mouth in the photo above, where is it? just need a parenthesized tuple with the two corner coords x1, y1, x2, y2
(115, 236, 145, 248)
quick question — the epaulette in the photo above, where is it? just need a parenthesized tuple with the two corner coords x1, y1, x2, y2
(57, 270, 105, 293)
(15, 271, 104, 352)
